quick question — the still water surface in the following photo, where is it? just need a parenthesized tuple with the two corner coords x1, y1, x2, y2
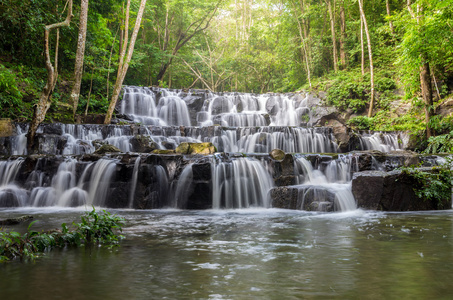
(1, 208, 453, 299)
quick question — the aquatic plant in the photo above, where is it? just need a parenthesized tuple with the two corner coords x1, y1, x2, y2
(0, 208, 125, 262)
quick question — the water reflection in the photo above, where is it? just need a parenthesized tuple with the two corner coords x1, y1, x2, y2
(1, 209, 453, 299)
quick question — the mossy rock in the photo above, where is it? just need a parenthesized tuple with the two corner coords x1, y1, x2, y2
(94, 144, 122, 155)
(0, 118, 14, 137)
(152, 149, 176, 154)
(175, 142, 217, 155)
(270, 148, 286, 161)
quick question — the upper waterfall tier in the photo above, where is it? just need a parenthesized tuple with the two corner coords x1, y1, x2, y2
(120, 86, 317, 127)
(0, 87, 408, 156)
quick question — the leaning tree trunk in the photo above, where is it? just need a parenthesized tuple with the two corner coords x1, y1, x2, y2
(104, 0, 147, 124)
(358, 0, 375, 118)
(70, 0, 89, 118)
(27, 1, 73, 152)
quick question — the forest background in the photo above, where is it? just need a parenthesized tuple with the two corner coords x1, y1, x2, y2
(0, 0, 452, 152)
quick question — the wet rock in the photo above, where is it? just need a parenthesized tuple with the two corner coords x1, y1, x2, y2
(176, 142, 217, 155)
(270, 149, 285, 161)
(352, 169, 451, 211)
(0, 215, 33, 225)
(130, 135, 159, 153)
(94, 144, 122, 155)
(152, 149, 176, 154)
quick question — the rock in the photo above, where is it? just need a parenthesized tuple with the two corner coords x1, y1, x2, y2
(130, 135, 159, 153)
(152, 149, 176, 154)
(0, 215, 33, 225)
(352, 169, 451, 211)
(175, 142, 217, 155)
(0, 119, 14, 137)
(270, 185, 336, 212)
(94, 144, 122, 155)
(270, 149, 285, 161)
(435, 97, 453, 117)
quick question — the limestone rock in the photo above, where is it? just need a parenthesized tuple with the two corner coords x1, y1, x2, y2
(175, 142, 217, 155)
(94, 144, 122, 155)
(270, 149, 285, 161)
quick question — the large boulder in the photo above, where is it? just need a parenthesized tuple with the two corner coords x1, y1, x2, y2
(352, 169, 451, 211)
(176, 142, 217, 155)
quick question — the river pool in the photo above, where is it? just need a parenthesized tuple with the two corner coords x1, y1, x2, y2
(1, 208, 453, 299)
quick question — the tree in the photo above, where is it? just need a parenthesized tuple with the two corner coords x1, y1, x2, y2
(27, 0, 73, 152)
(358, 0, 375, 117)
(154, 0, 222, 83)
(104, 0, 147, 124)
(70, 0, 89, 118)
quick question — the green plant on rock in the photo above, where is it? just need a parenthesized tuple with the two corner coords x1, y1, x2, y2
(0, 208, 125, 262)
(399, 159, 453, 208)
(423, 131, 453, 154)
(347, 116, 374, 130)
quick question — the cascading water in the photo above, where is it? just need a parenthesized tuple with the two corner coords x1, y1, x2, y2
(0, 87, 415, 211)
(292, 155, 357, 211)
(211, 156, 274, 209)
(358, 131, 407, 152)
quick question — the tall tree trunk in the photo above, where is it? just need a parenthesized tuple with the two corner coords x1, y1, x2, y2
(386, 0, 394, 33)
(420, 61, 433, 137)
(339, 0, 347, 68)
(358, 0, 375, 117)
(104, 0, 147, 124)
(293, 0, 311, 88)
(70, 0, 89, 118)
(27, 1, 73, 152)
(360, 13, 365, 75)
(327, 0, 338, 72)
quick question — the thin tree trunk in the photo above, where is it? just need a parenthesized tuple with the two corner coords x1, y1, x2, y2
(104, 0, 147, 124)
(386, 0, 394, 33)
(360, 12, 365, 75)
(327, 0, 338, 72)
(27, 1, 73, 152)
(339, 0, 347, 68)
(84, 66, 95, 116)
(70, 0, 89, 118)
(358, 0, 375, 117)
(420, 62, 433, 137)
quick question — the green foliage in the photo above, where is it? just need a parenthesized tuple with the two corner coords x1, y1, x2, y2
(74, 208, 125, 245)
(423, 131, 453, 154)
(399, 160, 453, 208)
(347, 116, 374, 130)
(0, 208, 125, 262)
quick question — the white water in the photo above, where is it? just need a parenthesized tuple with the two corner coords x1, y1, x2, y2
(212, 157, 274, 209)
(293, 156, 357, 211)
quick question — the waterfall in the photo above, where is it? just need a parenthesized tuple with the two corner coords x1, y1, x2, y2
(128, 157, 141, 208)
(0, 158, 27, 207)
(211, 156, 274, 209)
(292, 156, 356, 212)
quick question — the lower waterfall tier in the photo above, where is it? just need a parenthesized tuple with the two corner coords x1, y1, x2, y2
(0, 151, 448, 211)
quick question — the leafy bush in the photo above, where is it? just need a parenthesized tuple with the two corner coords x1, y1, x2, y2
(347, 116, 374, 130)
(423, 131, 453, 154)
(0, 208, 125, 262)
(0, 64, 23, 119)
(399, 160, 453, 208)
